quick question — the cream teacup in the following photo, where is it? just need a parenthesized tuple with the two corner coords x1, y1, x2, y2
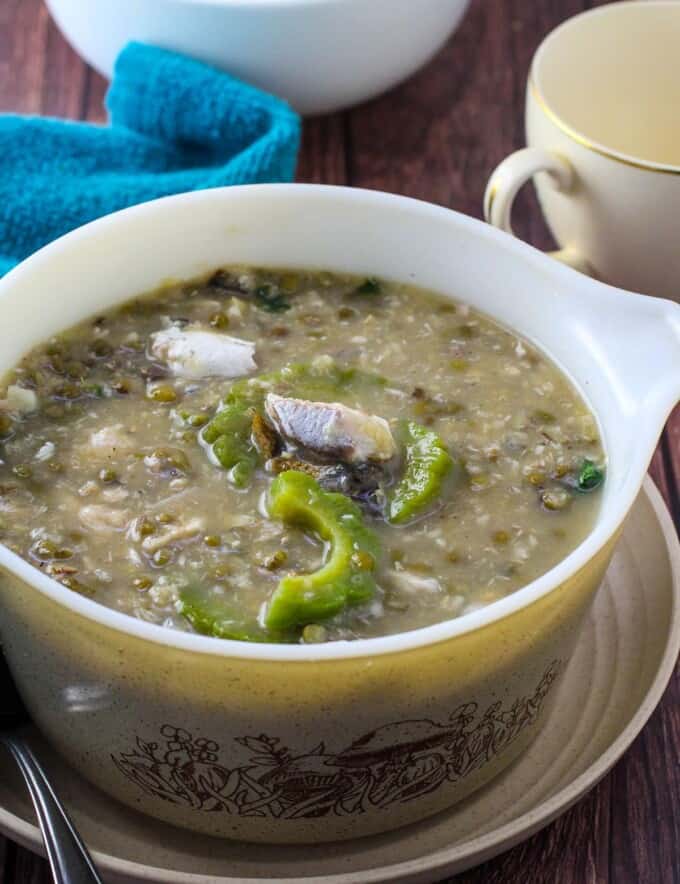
(484, 1, 680, 300)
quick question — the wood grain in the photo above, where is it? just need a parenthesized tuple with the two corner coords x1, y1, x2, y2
(0, 1, 677, 882)
(664, 405, 680, 525)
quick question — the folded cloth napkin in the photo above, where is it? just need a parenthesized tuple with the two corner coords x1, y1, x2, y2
(0, 42, 301, 276)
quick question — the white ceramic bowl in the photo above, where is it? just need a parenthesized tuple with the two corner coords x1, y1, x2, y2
(0, 186, 678, 843)
(45, 0, 471, 115)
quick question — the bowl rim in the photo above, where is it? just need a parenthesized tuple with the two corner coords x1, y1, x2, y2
(0, 184, 663, 662)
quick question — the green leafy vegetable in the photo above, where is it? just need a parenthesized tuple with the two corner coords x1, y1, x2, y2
(577, 459, 605, 492)
(388, 421, 455, 524)
(354, 277, 381, 296)
(265, 470, 380, 631)
(254, 284, 291, 313)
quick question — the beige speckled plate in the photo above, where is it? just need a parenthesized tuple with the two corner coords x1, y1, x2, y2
(0, 477, 677, 884)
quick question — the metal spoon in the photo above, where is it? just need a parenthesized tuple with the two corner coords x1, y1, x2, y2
(0, 652, 102, 883)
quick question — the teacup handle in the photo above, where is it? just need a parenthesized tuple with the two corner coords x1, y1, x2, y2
(484, 147, 591, 275)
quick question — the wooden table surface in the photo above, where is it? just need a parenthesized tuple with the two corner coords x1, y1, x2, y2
(0, 0, 678, 881)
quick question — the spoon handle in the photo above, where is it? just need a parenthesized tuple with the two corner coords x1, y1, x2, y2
(2, 735, 102, 884)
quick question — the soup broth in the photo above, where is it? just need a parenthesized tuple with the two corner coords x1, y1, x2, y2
(0, 268, 605, 643)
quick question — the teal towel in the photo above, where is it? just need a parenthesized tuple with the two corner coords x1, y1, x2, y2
(0, 42, 301, 277)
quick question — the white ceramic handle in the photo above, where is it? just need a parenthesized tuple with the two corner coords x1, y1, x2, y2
(484, 147, 590, 274)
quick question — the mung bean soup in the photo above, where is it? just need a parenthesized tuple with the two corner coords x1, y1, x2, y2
(0, 268, 605, 643)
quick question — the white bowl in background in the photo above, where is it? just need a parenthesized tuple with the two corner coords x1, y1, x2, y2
(45, 0, 471, 115)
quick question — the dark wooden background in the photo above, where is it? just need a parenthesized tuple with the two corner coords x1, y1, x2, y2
(0, 0, 678, 881)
